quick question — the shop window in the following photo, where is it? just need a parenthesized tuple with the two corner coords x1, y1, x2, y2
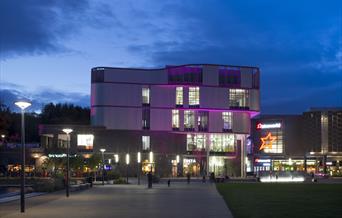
(176, 87, 183, 107)
(184, 110, 195, 131)
(187, 134, 206, 151)
(189, 87, 200, 107)
(142, 87, 150, 105)
(198, 111, 208, 132)
(142, 136, 150, 151)
(172, 110, 180, 130)
(222, 112, 233, 131)
(210, 134, 235, 152)
(229, 89, 249, 109)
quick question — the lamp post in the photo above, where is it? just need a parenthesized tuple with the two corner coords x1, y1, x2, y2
(62, 128, 73, 197)
(126, 153, 130, 183)
(137, 152, 141, 185)
(15, 100, 31, 213)
(100, 148, 106, 185)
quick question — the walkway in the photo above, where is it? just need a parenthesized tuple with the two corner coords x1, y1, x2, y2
(0, 183, 233, 218)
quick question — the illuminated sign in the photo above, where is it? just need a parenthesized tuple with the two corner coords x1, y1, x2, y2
(77, 134, 94, 150)
(48, 154, 77, 158)
(256, 122, 281, 129)
(259, 132, 277, 151)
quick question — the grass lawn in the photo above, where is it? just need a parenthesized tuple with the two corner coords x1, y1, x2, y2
(216, 183, 342, 218)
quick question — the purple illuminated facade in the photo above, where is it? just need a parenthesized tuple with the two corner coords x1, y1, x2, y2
(91, 64, 260, 177)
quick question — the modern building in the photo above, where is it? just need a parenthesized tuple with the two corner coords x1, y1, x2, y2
(251, 108, 342, 176)
(89, 64, 260, 177)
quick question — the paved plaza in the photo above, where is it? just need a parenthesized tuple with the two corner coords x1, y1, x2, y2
(0, 182, 233, 218)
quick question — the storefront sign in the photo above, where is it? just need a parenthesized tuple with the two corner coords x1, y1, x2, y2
(256, 122, 281, 129)
(48, 154, 77, 158)
(77, 134, 94, 150)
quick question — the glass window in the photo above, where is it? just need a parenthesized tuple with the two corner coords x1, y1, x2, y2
(142, 108, 150, 129)
(184, 110, 195, 130)
(142, 87, 150, 105)
(222, 112, 233, 130)
(172, 110, 179, 129)
(198, 111, 209, 131)
(189, 87, 200, 106)
(209, 156, 226, 176)
(176, 87, 183, 106)
(187, 134, 206, 151)
(229, 89, 249, 108)
(210, 134, 235, 152)
(142, 136, 150, 150)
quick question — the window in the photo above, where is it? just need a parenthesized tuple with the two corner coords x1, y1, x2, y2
(189, 87, 200, 106)
(219, 69, 240, 86)
(187, 134, 206, 151)
(210, 134, 235, 152)
(184, 110, 195, 130)
(142, 87, 150, 105)
(142, 108, 150, 129)
(167, 66, 203, 84)
(142, 136, 150, 150)
(198, 111, 208, 131)
(222, 112, 233, 131)
(172, 110, 180, 129)
(176, 87, 183, 106)
(229, 89, 249, 109)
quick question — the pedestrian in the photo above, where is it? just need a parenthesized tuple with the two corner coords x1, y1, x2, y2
(187, 172, 190, 184)
(147, 172, 152, 188)
(167, 179, 171, 187)
(202, 175, 206, 183)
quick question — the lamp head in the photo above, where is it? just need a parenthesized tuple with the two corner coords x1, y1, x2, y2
(62, 128, 73, 134)
(15, 101, 31, 110)
(100, 148, 106, 153)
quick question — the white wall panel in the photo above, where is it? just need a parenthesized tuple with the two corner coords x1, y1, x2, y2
(150, 109, 172, 131)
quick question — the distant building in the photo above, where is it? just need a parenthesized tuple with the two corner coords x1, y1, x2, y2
(251, 108, 342, 176)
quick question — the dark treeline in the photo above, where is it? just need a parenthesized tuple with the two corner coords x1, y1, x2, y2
(0, 102, 90, 143)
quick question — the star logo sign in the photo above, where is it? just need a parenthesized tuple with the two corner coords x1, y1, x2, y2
(259, 132, 277, 151)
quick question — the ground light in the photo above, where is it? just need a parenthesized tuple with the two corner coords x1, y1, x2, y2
(126, 154, 130, 183)
(14, 100, 31, 213)
(137, 152, 141, 185)
(62, 128, 73, 197)
(100, 148, 106, 185)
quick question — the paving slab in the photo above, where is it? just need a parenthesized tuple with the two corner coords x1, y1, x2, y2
(0, 183, 233, 218)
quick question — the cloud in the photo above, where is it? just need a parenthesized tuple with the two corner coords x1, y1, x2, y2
(0, 0, 117, 58)
(0, 88, 89, 113)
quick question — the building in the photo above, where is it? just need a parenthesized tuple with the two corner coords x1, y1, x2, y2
(89, 64, 260, 177)
(251, 108, 342, 176)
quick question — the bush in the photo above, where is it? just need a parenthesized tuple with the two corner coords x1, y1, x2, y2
(113, 177, 127, 184)
(106, 171, 120, 180)
(32, 177, 64, 192)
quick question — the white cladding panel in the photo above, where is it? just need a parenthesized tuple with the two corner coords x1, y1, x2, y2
(240, 68, 253, 88)
(92, 83, 141, 106)
(104, 69, 167, 84)
(209, 112, 223, 132)
(201, 87, 228, 109)
(232, 112, 250, 133)
(101, 107, 141, 130)
(249, 90, 260, 111)
(203, 65, 219, 86)
(150, 109, 172, 131)
(150, 86, 175, 108)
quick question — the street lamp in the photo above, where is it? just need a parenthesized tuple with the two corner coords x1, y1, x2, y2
(15, 100, 31, 213)
(62, 128, 73, 198)
(137, 152, 141, 185)
(100, 148, 106, 185)
(126, 153, 130, 183)
(114, 154, 119, 163)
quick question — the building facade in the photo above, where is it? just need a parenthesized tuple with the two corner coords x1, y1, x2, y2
(90, 64, 260, 177)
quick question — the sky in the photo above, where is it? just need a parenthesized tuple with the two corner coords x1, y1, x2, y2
(0, 0, 341, 113)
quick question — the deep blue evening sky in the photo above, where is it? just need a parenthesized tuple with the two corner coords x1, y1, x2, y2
(0, 0, 341, 113)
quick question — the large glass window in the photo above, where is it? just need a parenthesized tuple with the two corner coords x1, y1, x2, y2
(187, 134, 206, 151)
(176, 87, 183, 106)
(142, 136, 150, 150)
(167, 66, 203, 84)
(198, 111, 209, 131)
(209, 156, 226, 176)
(142, 87, 150, 105)
(210, 134, 235, 152)
(172, 110, 179, 129)
(189, 87, 200, 106)
(229, 89, 249, 108)
(222, 112, 233, 131)
(184, 110, 195, 130)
